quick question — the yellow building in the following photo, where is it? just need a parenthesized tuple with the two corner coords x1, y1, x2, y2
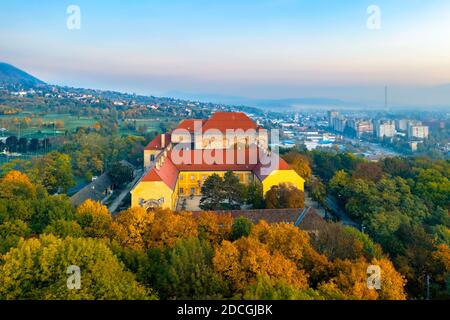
(131, 112, 305, 211)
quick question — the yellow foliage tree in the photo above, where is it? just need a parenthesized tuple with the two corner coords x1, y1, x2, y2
(325, 257, 407, 300)
(213, 237, 308, 292)
(372, 258, 407, 300)
(75, 199, 112, 238)
(0, 170, 36, 199)
(251, 221, 331, 286)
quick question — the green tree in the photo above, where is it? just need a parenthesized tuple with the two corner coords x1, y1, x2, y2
(26, 151, 75, 194)
(243, 276, 322, 300)
(108, 162, 134, 188)
(0, 219, 31, 254)
(200, 174, 226, 210)
(231, 216, 253, 241)
(222, 171, 245, 209)
(246, 183, 265, 209)
(143, 238, 227, 299)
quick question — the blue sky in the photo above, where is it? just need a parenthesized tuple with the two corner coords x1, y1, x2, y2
(1, 0, 450, 106)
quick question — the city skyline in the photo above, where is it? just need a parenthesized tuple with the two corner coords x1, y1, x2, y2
(1, 0, 450, 107)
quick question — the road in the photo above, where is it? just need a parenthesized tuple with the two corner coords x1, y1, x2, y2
(325, 195, 360, 228)
(343, 137, 401, 157)
(108, 169, 142, 214)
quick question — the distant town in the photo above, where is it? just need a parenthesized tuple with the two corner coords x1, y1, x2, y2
(1, 81, 449, 165)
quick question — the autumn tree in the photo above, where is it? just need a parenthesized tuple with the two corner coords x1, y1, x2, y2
(0, 219, 30, 254)
(323, 257, 406, 300)
(213, 237, 308, 293)
(146, 210, 198, 248)
(0, 170, 36, 200)
(75, 200, 112, 238)
(429, 244, 450, 299)
(283, 152, 312, 182)
(352, 162, 384, 183)
(265, 184, 305, 209)
(250, 221, 331, 286)
(0, 235, 155, 300)
(197, 211, 232, 243)
(110, 207, 155, 251)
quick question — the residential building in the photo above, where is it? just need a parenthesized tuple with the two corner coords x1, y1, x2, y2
(348, 119, 373, 137)
(375, 120, 396, 138)
(327, 110, 339, 128)
(332, 116, 347, 133)
(408, 125, 429, 139)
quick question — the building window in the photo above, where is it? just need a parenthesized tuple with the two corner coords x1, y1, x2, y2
(190, 187, 195, 194)
(150, 154, 155, 161)
(202, 175, 206, 181)
(179, 188, 184, 195)
(190, 175, 195, 180)
(179, 175, 183, 180)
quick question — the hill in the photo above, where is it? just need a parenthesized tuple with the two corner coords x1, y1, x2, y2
(0, 62, 45, 86)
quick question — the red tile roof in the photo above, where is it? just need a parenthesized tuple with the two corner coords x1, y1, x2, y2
(144, 133, 171, 150)
(169, 148, 259, 172)
(202, 112, 258, 133)
(175, 119, 206, 133)
(141, 156, 179, 189)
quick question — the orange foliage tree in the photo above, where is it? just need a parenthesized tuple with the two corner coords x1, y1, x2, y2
(110, 207, 155, 251)
(213, 237, 308, 293)
(197, 211, 233, 243)
(146, 209, 198, 248)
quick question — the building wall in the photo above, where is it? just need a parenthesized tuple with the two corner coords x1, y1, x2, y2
(144, 150, 162, 169)
(261, 169, 305, 194)
(132, 169, 305, 210)
(131, 181, 174, 210)
(177, 170, 254, 196)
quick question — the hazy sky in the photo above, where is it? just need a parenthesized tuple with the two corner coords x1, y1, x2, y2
(1, 0, 450, 106)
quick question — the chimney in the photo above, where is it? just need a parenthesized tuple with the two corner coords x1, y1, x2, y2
(161, 134, 166, 148)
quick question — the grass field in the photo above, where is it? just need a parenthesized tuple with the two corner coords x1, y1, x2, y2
(0, 113, 97, 139)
